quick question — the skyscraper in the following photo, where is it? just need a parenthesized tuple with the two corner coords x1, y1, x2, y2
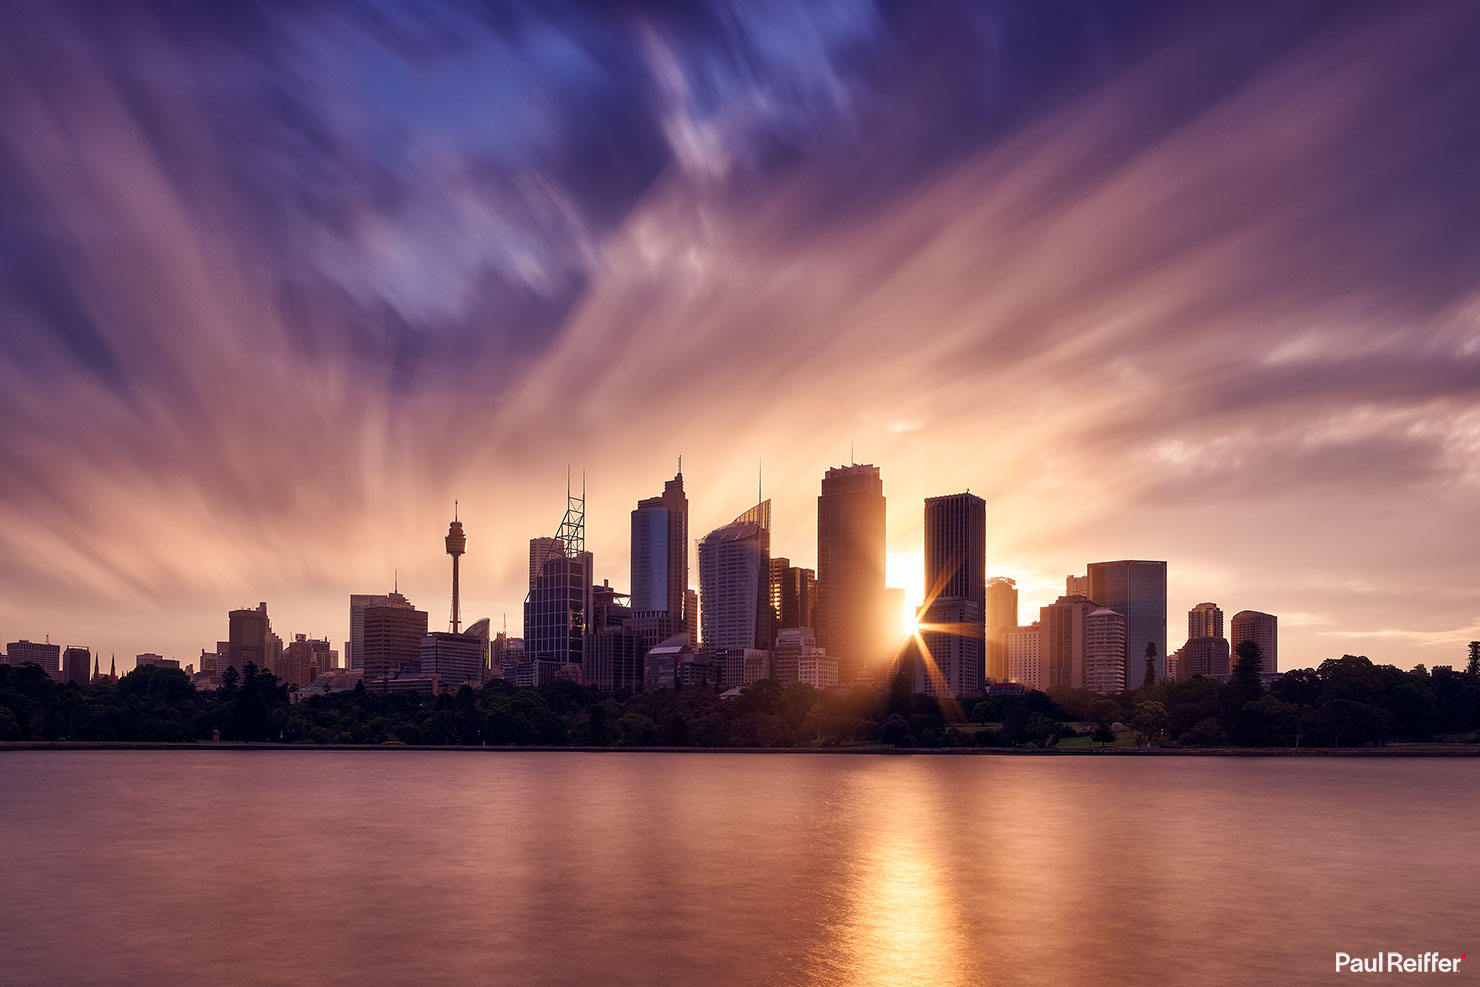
(1188, 602, 1224, 640)
(62, 646, 91, 686)
(1230, 610, 1278, 674)
(1040, 595, 1097, 689)
(227, 603, 273, 676)
(1087, 560, 1167, 688)
(985, 577, 1018, 682)
(698, 501, 772, 652)
(364, 601, 428, 687)
(917, 598, 983, 698)
(529, 537, 564, 595)
(817, 463, 886, 683)
(349, 591, 414, 671)
(631, 469, 688, 618)
(769, 558, 817, 636)
(918, 491, 986, 698)
(525, 483, 594, 674)
(1084, 608, 1127, 694)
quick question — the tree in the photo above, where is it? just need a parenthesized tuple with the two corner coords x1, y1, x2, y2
(1142, 641, 1158, 687)
(1230, 639, 1264, 704)
(1131, 700, 1168, 747)
(1092, 722, 1116, 747)
(1468, 641, 1480, 677)
(880, 713, 915, 748)
(220, 665, 240, 691)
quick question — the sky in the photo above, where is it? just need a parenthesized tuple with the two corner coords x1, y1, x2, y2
(1, 0, 1477, 674)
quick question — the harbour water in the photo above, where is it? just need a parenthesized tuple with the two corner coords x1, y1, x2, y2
(1, 751, 1475, 986)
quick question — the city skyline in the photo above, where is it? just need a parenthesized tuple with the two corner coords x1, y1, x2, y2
(0, 455, 1468, 678)
(2, 1, 1478, 674)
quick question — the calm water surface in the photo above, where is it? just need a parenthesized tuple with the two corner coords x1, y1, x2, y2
(1, 752, 1476, 986)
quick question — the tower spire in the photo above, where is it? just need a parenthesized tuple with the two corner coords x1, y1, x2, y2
(445, 504, 467, 634)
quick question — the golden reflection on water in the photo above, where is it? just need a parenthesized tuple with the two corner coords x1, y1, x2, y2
(822, 765, 990, 987)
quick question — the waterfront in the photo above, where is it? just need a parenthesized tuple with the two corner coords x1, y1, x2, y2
(2, 752, 1475, 986)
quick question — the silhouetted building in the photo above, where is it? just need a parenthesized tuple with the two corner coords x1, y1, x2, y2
(985, 576, 1018, 682)
(587, 625, 644, 693)
(643, 637, 693, 692)
(4, 640, 60, 675)
(417, 631, 485, 688)
(1188, 602, 1224, 640)
(631, 469, 688, 621)
(134, 653, 181, 671)
(1183, 636, 1231, 678)
(349, 591, 413, 671)
(698, 501, 772, 652)
(279, 635, 333, 686)
(917, 597, 983, 698)
(1006, 622, 1042, 690)
(526, 552, 594, 669)
(817, 463, 886, 682)
(684, 588, 699, 646)
(769, 559, 817, 640)
(920, 491, 986, 694)
(228, 603, 280, 676)
(1041, 595, 1097, 689)
(1084, 608, 1127, 694)
(364, 601, 428, 688)
(1087, 560, 1167, 688)
(1231, 610, 1279, 674)
(529, 537, 564, 595)
(62, 647, 91, 686)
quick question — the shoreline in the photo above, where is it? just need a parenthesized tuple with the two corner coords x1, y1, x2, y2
(3, 742, 1478, 756)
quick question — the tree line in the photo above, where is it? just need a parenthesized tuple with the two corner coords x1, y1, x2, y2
(2, 640, 1478, 748)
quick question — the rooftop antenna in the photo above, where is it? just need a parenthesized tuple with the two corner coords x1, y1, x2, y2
(850, 441, 855, 465)
(394, 568, 398, 594)
(678, 453, 682, 475)
(758, 459, 762, 506)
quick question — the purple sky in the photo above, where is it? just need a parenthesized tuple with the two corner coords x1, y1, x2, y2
(1, 0, 1477, 672)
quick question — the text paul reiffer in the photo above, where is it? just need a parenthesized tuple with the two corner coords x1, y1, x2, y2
(1336, 953, 1465, 974)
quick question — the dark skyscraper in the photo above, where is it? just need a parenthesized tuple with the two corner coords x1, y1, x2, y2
(817, 463, 886, 683)
(922, 492, 987, 693)
(630, 468, 689, 621)
(769, 558, 817, 637)
(525, 482, 594, 675)
(1087, 560, 1167, 688)
(62, 646, 91, 686)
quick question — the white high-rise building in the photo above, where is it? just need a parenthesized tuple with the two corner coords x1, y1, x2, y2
(1084, 607, 1127, 694)
(698, 501, 771, 652)
(1006, 622, 1042, 691)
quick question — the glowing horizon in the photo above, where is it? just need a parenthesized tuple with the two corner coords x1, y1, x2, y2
(1, 2, 1477, 673)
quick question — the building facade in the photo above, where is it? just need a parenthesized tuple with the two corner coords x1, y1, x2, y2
(1006, 622, 1042, 691)
(698, 502, 772, 652)
(1040, 595, 1097, 689)
(1230, 610, 1278, 674)
(1188, 602, 1224, 641)
(1086, 560, 1167, 688)
(363, 602, 429, 687)
(817, 464, 887, 683)
(1084, 608, 1127, 694)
